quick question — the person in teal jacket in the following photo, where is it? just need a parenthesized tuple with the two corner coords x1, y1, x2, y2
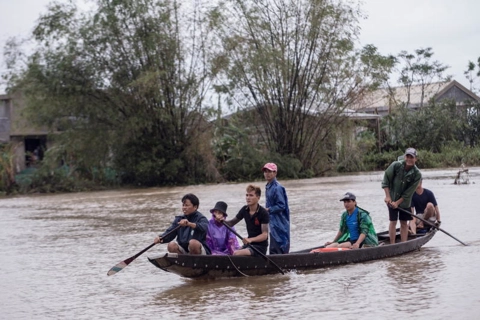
(382, 147, 422, 244)
(325, 192, 378, 249)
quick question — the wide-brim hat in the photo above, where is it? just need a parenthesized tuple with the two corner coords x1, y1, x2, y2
(210, 201, 228, 216)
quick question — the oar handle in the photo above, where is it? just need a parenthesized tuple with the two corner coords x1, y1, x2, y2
(159, 225, 182, 243)
(222, 221, 244, 240)
(396, 206, 468, 246)
(131, 243, 156, 261)
(222, 221, 285, 275)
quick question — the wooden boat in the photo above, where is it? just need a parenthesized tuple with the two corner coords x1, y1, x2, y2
(148, 229, 436, 279)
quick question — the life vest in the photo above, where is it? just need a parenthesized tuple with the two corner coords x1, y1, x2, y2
(310, 247, 351, 253)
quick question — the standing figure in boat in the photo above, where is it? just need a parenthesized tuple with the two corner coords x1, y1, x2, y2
(410, 179, 441, 235)
(206, 201, 240, 255)
(382, 148, 422, 244)
(225, 185, 270, 256)
(153, 193, 211, 255)
(262, 162, 290, 254)
(325, 192, 378, 249)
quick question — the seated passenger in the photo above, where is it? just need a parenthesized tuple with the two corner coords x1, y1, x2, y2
(325, 192, 378, 249)
(409, 179, 441, 234)
(153, 193, 210, 255)
(206, 201, 240, 255)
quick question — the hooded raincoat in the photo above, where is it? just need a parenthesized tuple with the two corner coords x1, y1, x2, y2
(265, 178, 290, 253)
(206, 217, 240, 255)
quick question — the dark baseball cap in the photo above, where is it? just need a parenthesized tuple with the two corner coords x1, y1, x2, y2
(339, 192, 356, 201)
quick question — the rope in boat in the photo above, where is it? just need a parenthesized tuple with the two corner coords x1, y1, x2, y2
(227, 255, 249, 277)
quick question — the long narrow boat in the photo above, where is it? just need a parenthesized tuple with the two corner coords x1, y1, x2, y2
(148, 229, 436, 279)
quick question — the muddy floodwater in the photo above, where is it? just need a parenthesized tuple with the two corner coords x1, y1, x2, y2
(1, 168, 480, 319)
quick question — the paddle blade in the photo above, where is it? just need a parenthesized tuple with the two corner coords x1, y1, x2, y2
(107, 243, 156, 276)
(107, 261, 128, 276)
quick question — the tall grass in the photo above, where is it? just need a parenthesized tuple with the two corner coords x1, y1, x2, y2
(0, 143, 18, 194)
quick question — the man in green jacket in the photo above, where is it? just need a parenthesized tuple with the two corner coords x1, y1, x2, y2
(382, 148, 422, 244)
(325, 192, 378, 249)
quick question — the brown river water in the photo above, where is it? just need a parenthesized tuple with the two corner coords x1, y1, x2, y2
(1, 168, 480, 319)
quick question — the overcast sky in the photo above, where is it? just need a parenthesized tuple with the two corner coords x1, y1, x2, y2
(360, 0, 480, 90)
(1, 0, 479, 94)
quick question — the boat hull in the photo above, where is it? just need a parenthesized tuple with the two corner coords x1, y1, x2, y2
(148, 229, 436, 279)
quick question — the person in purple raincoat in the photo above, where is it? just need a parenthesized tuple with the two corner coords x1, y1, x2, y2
(206, 201, 240, 255)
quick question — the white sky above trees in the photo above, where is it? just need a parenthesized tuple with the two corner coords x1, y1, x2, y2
(1, 0, 479, 94)
(359, 0, 480, 90)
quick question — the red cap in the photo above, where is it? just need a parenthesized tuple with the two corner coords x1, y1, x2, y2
(262, 163, 277, 172)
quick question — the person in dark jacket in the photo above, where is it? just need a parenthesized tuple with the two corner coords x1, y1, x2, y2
(262, 162, 290, 254)
(154, 193, 210, 255)
(382, 147, 422, 244)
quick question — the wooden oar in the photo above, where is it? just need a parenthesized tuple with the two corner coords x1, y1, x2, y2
(222, 221, 285, 275)
(396, 207, 468, 246)
(107, 225, 182, 276)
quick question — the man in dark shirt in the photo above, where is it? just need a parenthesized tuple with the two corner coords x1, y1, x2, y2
(225, 184, 270, 256)
(410, 179, 441, 234)
(154, 193, 210, 255)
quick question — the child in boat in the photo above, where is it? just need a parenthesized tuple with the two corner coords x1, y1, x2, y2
(206, 201, 240, 255)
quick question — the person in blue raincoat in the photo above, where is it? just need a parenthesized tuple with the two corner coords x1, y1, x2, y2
(262, 163, 290, 254)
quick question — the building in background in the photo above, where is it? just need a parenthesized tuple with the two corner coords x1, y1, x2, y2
(353, 80, 480, 116)
(0, 92, 49, 172)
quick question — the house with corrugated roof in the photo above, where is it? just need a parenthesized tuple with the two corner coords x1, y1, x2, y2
(353, 80, 480, 116)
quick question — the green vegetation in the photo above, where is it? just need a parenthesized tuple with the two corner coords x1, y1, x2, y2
(0, 143, 17, 194)
(1, 0, 480, 194)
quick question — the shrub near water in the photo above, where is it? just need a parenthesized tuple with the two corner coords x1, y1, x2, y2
(0, 143, 18, 194)
(362, 146, 480, 172)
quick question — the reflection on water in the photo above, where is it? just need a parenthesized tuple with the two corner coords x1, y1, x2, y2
(383, 248, 443, 313)
(1, 168, 480, 319)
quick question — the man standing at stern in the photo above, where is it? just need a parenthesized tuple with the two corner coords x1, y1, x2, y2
(262, 162, 290, 254)
(382, 148, 422, 244)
